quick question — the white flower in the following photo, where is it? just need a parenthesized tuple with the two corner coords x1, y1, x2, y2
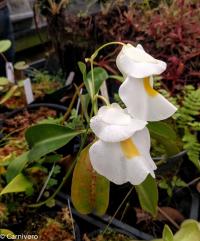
(116, 43, 177, 121)
(89, 103, 156, 185)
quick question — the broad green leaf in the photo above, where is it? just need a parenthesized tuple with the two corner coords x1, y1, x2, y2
(135, 175, 158, 217)
(6, 152, 29, 182)
(0, 40, 11, 53)
(148, 122, 177, 141)
(25, 124, 83, 161)
(71, 145, 110, 215)
(163, 225, 173, 241)
(0, 173, 33, 195)
(86, 67, 109, 98)
(14, 61, 29, 70)
(78, 61, 87, 81)
(147, 122, 180, 156)
(0, 85, 18, 104)
(0, 229, 14, 235)
(174, 220, 200, 241)
(0, 77, 9, 86)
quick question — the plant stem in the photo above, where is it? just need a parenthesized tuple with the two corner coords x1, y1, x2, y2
(91, 41, 124, 60)
(103, 186, 134, 234)
(88, 41, 124, 114)
(90, 60, 98, 115)
(158, 207, 180, 229)
(95, 94, 110, 106)
(61, 83, 84, 124)
(28, 160, 76, 208)
(0, 53, 8, 62)
(28, 119, 92, 208)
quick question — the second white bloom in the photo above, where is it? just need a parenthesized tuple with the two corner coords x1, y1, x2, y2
(116, 43, 177, 121)
(89, 103, 156, 185)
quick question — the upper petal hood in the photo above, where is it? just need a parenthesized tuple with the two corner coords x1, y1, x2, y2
(90, 103, 147, 142)
(116, 44, 167, 78)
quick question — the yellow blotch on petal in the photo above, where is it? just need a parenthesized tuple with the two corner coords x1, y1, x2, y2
(120, 138, 140, 159)
(143, 77, 158, 97)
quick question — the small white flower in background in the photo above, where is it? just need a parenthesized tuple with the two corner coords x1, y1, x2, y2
(116, 43, 177, 121)
(89, 103, 157, 185)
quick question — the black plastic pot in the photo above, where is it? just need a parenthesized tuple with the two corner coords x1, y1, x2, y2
(26, 58, 75, 105)
(56, 180, 200, 240)
(1, 102, 80, 155)
(0, 102, 67, 131)
(56, 192, 155, 240)
(4, 102, 67, 118)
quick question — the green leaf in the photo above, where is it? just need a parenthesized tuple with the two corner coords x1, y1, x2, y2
(163, 225, 174, 241)
(135, 175, 158, 217)
(0, 40, 11, 53)
(78, 61, 87, 81)
(0, 173, 33, 195)
(148, 122, 177, 141)
(148, 122, 180, 156)
(174, 220, 200, 241)
(14, 61, 29, 70)
(109, 75, 124, 83)
(0, 229, 15, 236)
(0, 77, 9, 86)
(158, 180, 169, 189)
(25, 124, 83, 161)
(71, 145, 110, 215)
(6, 152, 29, 182)
(86, 67, 109, 98)
(80, 93, 90, 120)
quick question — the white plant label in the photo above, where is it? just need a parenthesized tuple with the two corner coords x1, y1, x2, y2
(65, 71, 75, 86)
(6, 62, 15, 83)
(100, 81, 109, 102)
(24, 78, 34, 104)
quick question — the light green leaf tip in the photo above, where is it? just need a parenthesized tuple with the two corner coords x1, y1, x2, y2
(0, 40, 11, 53)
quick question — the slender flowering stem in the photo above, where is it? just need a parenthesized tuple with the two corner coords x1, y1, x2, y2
(0, 53, 8, 62)
(91, 41, 125, 60)
(87, 41, 124, 114)
(95, 94, 110, 106)
(61, 83, 84, 124)
(103, 187, 134, 235)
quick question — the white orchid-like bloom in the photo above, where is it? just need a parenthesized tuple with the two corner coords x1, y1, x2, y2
(116, 43, 177, 121)
(89, 103, 157, 185)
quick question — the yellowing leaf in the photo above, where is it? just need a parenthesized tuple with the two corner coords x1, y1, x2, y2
(71, 145, 110, 215)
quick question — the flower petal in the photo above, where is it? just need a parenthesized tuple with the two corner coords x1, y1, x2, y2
(119, 77, 177, 121)
(89, 128, 156, 185)
(116, 44, 166, 78)
(90, 103, 147, 142)
(132, 127, 157, 175)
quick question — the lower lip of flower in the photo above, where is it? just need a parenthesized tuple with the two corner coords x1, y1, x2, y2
(143, 77, 158, 97)
(120, 138, 140, 159)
